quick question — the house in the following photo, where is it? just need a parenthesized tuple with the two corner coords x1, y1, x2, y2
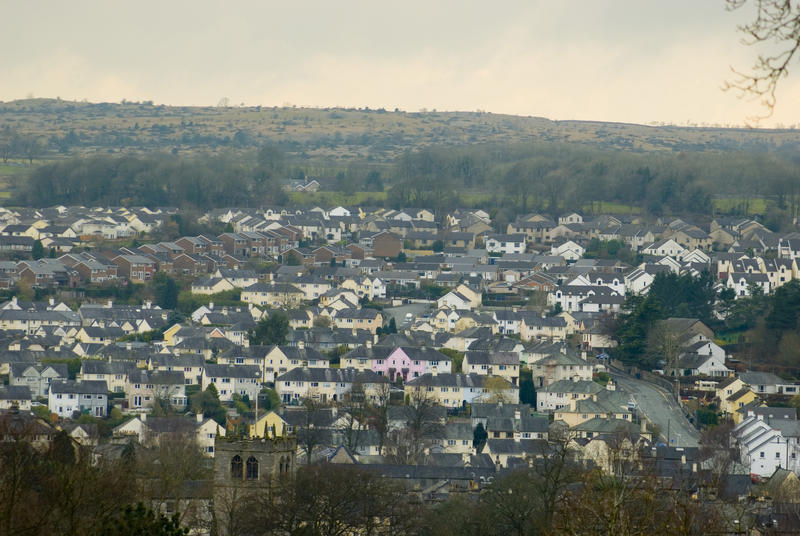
(670, 352, 731, 378)
(126, 370, 187, 410)
(740, 371, 799, 396)
(462, 351, 520, 386)
(0, 386, 32, 411)
(405, 373, 519, 409)
(78, 360, 131, 393)
(275, 367, 388, 405)
(48, 380, 108, 419)
(529, 348, 593, 388)
(725, 272, 770, 297)
(716, 376, 746, 407)
(485, 234, 526, 255)
(735, 415, 800, 478)
(331, 308, 383, 334)
(340, 344, 393, 372)
(554, 389, 634, 427)
(9, 363, 69, 398)
(371, 232, 403, 258)
(191, 277, 235, 295)
(642, 239, 686, 260)
(724, 388, 759, 424)
(520, 314, 569, 342)
(248, 410, 293, 439)
(550, 240, 585, 261)
(111, 254, 156, 282)
(778, 238, 800, 260)
(436, 283, 482, 310)
(201, 365, 261, 402)
(537, 380, 604, 412)
(113, 413, 225, 457)
(558, 213, 584, 225)
(373, 346, 453, 382)
(240, 282, 304, 308)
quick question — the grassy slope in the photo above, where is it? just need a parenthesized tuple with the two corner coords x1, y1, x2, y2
(3, 99, 800, 160)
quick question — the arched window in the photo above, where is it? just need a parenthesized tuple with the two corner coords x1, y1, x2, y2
(285, 457, 290, 474)
(246, 456, 259, 480)
(279, 457, 284, 474)
(230, 455, 243, 479)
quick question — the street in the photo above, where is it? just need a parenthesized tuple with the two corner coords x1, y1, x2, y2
(611, 371, 700, 448)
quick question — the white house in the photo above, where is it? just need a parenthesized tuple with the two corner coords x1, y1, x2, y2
(550, 240, 585, 262)
(735, 415, 800, 478)
(485, 234, 526, 255)
(201, 365, 261, 402)
(642, 239, 686, 261)
(48, 380, 108, 419)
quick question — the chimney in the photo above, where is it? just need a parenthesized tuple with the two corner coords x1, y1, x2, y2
(107, 299, 113, 307)
(11, 296, 17, 307)
(297, 340, 304, 350)
(49, 298, 55, 307)
(366, 339, 372, 349)
(462, 452, 471, 466)
(209, 302, 214, 310)
(331, 406, 338, 417)
(145, 300, 151, 309)
(692, 462, 697, 473)
(196, 412, 203, 423)
(641, 419, 647, 434)
(681, 454, 686, 465)
(606, 379, 615, 391)
(140, 412, 146, 422)
(514, 409, 521, 421)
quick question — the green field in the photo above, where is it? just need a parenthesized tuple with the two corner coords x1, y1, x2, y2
(287, 191, 388, 206)
(584, 201, 641, 215)
(712, 197, 770, 215)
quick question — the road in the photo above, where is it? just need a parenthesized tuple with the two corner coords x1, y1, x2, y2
(382, 302, 433, 330)
(611, 371, 700, 448)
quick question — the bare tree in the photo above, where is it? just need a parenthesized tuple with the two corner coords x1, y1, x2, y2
(385, 389, 443, 464)
(647, 320, 683, 376)
(338, 382, 368, 453)
(294, 397, 331, 464)
(698, 421, 737, 498)
(726, 0, 800, 119)
(366, 382, 392, 455)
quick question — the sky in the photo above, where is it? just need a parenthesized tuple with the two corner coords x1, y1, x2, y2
(2, 0, 799, 127)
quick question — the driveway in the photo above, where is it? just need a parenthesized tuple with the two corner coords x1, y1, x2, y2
(382, 302, 433, 329)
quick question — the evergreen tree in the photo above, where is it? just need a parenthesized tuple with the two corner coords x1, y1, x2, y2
(31, 239, 44, 260)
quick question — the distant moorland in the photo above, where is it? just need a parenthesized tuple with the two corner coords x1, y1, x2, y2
(2, 99, 800, 228)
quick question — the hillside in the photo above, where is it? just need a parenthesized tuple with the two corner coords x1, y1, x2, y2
(3, 99, 800, 163)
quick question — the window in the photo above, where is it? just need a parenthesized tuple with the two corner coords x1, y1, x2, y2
(246, 457, 259, 480)
(760, 452, 765, 458)
(231, 455, 243, 479)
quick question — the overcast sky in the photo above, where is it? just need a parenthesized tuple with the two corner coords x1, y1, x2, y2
(2, 1, 799, 127)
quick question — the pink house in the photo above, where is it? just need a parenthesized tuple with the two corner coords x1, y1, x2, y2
(373, 347, 452, 382)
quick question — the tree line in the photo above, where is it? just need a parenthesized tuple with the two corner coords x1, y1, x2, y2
(16, 138, 800, 228)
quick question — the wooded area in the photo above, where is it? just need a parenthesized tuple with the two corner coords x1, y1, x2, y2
(16, 140, 800, 231)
